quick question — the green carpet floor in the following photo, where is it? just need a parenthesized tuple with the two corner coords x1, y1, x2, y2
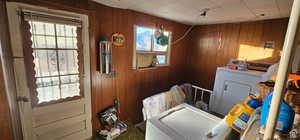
(92, 126, 145, 140)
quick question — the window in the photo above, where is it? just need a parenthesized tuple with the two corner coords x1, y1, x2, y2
(23, 16, 83, 106)
(133, 26, 171, 69)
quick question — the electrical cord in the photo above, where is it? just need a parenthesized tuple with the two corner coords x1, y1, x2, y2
(172, 25, 195, 45)
(171, 8, 214, 45)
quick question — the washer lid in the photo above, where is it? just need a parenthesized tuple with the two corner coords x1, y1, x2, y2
(149, 104, 222, 140)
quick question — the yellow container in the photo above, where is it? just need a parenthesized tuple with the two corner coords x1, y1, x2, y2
(225, 103, 255, 133)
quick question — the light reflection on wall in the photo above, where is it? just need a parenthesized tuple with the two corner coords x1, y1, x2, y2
(237, 44, 275, 61)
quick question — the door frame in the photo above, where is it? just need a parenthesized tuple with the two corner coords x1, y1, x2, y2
(6, 2, 92, 140)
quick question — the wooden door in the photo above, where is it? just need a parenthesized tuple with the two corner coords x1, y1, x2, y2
(6, 3, 92, 140)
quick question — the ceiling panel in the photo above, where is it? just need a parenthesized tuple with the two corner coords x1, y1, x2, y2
(176, 0, 216, 10)
(221, 1, 254, 18)
(243, 0, 280, 18)
(93, 0, 146, 9)
(209, 0, 241, 6)
(276, 0, 293, 17)
(93, 0, 292, 25)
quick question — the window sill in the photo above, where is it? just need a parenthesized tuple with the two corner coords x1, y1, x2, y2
(156, 64, 169, 67)
(136, 51, 167, 55)
(135, 67, 157, 71)
(134, 65, 169, 71)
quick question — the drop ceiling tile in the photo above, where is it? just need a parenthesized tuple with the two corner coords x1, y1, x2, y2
(209, 0, 241, 6)
(243, 0, 280, 17)
(134, 0, 178, 9)
(133, 0, 178, 13)
(253, 8, 279, 17)
(93, 0, 292, 25)
(276, 0, 293, 17)
(92, 0, 124, 8)
(176, 0, 216, 10)
(198, 8, 231, 24)
(93, 0, 146, 9)
(201, 2, 255, 24)
(220, 1, 255, 18)
(244, 0, 275, 8)
(122, 0, 147, 8)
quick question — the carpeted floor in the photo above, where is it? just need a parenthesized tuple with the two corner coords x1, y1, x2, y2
(92, 126, 145, 140)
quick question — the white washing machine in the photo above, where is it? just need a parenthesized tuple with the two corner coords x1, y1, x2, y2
(145, 103, 231, 140)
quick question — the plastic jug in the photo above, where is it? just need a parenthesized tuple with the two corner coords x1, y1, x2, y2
(225, 96, 261, 133)
(260, 92, 295, 134)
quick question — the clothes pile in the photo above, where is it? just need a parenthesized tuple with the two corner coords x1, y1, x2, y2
(97, 105, 127, 140)
(142, 85, 186, 120)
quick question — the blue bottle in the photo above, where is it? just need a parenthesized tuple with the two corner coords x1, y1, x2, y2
(260, 91, 295, 133)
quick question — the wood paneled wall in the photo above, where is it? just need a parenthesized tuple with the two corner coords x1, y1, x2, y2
(3, 1, 289, 138)
(0, 64, 13, 140)
(88, 4, 189, 132)
(0, 0, 16, 139)
(6, 0, 190, 135)
(0, 61, 14, 139)
(187, 18, 289, 89)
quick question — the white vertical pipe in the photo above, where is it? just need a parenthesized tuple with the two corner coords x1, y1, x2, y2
(263, 0, 300, 139)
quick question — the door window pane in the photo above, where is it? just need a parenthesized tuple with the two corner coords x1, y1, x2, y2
(58, 50, 79, 75)
(61, 83, 80, 98)
(30, 21, 55, 35)
(33, 50, 58, 77)
(32, 36, 44, 48)
(57, 37, 77, 49)
(56, 24, 66, 36)
(37, 85, 60, 103)
(36, 77, 60, 103)
(28, 21, 82, 105)
(44, 23, 55, 35)
(45, 36, 56, 48)
(65, 25, 77, 37)
(61, 75, 80, 98)
(66, 38, 76, 48)
(60, 75, 79, 84)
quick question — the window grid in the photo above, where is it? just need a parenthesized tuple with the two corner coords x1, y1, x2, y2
(135, 26, 170, 66)
(29, 21, 81, 104)
(54, 24, 62, 100)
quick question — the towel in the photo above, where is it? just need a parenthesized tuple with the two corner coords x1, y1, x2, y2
(142, 85, 186, 120)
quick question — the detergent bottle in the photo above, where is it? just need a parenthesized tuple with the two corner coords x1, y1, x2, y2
(225, 96, 261, 133)
(260, 92, 295, 134)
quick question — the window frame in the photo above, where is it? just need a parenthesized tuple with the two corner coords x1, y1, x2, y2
(133, 25, 172, 69)
(21, 15, 84, 107)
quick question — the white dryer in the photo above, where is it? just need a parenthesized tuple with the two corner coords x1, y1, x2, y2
(210, 67, 266, 116)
